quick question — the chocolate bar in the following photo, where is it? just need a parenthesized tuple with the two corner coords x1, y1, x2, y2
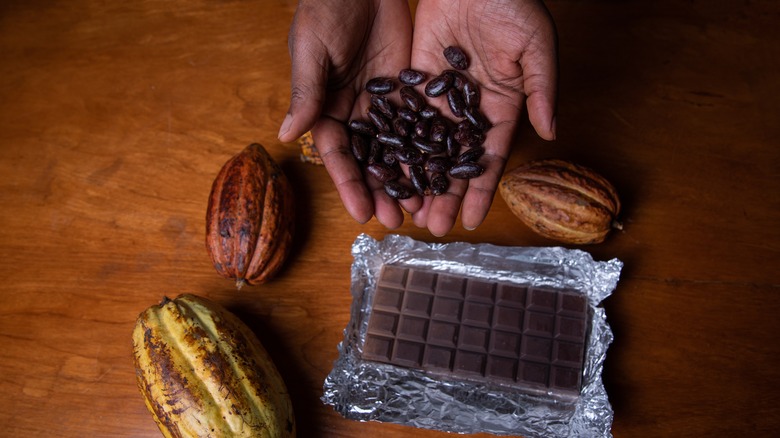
(361, 265, 590, 400)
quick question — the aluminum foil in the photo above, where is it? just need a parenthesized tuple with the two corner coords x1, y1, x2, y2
(322, 234, 622, 437)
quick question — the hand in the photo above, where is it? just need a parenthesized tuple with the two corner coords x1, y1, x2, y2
(278, 0, 419, 229)
(410, 0, 558, 236)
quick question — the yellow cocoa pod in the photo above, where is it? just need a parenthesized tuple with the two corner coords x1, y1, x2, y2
(499, 159, 622, 244)
(132, 294, 296, 438)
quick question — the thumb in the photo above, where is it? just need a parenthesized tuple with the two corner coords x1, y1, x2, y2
(521, 19, 558, 141)
(278, 38, 329, 143)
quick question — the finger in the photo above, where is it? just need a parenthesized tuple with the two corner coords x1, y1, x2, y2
(521, 11, 558, 141)
(311, 118, 374, 224)
(423, 177, 469, 237)
(278, 15, 330, 143)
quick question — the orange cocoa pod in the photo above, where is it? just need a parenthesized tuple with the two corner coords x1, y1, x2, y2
(499, 159, 622, 245)
(206, 143, 294, 288)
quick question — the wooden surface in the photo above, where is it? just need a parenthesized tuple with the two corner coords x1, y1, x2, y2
(1, 0, 778, 436)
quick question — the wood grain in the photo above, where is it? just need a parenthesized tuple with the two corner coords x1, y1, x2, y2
(1, 0, 778, 436)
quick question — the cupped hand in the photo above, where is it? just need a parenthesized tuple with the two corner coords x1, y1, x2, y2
(278, 0, 418, 228)
(410, 0, 558, 236)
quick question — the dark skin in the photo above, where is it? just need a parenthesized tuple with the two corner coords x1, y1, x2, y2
(278, 0, 557, 236)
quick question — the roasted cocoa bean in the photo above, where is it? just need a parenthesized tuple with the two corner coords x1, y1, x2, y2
(397, 107, 419, 123)
(419, 105, 438, 119)
(430, 172, 449, 195)
(425, 156, 453, 173)
(409, 164, 428, 195)
(394, 146, 425, 165)
(412, 137, 444, 155)
(393, 117, 412, 137)
(454, 121, 486, 148)
(429, 117, 448, 143)
(367, 106, 392, 132)
(377, 132, 406, 148)
(446, 131, 460, 157)
(366, 162, 399, 182)
(457, 146, 485, 164)
(449, 162, 485, 179)
(414, 119, 430, 139)
(400, 86, 424, 112)
(350, 133, 368, 162)
(384, 180, 413, 199)
(463, 81, 480, 107)
(446, 88, 467, 118)
(365, 77, 394, 95)
(443, 70, 467, 88)
(368, 138, 383, 164)
(349, 119, 376, 136)
(398, 68, 426, 86)
(444, 46, 469, 70)
(371, 95, 395, 119)
(424, 74, 453, 97)
(465, 106, 490, 131)
(382, 145, 398, 166)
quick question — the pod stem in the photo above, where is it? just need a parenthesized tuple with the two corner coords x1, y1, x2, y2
(235, 278, 246, 290)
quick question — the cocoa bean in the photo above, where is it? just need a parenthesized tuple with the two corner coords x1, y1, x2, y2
(384, 180, 413, 199)
(365, 77, 394, 95)
(398, 68, 426, 86)
(444, 46, 469, 70)
(449, 162, 484, 179)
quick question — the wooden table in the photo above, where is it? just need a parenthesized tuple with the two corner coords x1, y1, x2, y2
(1, 0, 778, 436)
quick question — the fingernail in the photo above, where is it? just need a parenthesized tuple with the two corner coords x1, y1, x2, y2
(277, 113, 293, 140)
(549, 115, 557, 140)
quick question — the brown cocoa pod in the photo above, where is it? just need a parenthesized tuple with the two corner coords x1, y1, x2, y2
(206, 143, 294, 288)
(499, 159, 622, 244)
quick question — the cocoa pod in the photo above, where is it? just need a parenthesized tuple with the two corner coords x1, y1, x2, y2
(206, 143, 294, 289)
(132, 294, 296, 438)
(499, 159, 622, 245)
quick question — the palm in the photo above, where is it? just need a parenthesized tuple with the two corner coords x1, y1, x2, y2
(288, 0, 416, 227)
(411, 0, 557, 235)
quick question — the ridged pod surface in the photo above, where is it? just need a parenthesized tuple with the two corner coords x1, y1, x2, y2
(499, 159, 622, 244)
(206, 143, 294, 288)
(132, 294, 296, 438)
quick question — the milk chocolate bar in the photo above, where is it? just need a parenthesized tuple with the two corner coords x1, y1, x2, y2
(361, 265, 590, 400)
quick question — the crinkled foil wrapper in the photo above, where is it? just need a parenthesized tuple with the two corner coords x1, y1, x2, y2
(322, 234, 622, 437)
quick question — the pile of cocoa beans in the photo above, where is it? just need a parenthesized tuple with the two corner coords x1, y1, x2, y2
(347, 46, 490, 200)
